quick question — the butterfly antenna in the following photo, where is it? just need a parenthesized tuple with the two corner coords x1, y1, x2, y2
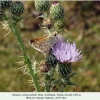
(21, 13, 33, 21)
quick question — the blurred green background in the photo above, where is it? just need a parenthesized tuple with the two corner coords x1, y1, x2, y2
(0, 1, 100, 92)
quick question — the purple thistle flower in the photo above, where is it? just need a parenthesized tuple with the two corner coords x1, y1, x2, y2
(52, 38, 83, 63)
(53, 1, 58, 5)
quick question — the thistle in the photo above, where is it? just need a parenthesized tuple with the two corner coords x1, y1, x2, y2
(0, 0, 12, 9)
(51, 37, 83, 77)
(50, 1, 64, 20)
(54, 18, 66, 31)
(1, 0, 83, 92)
(35, 0, 50, 12)
(58, 63, 72, 77)
(46, 54, 58, 67)
(11, 1, 24, 16)
(52, 39, 83, 63)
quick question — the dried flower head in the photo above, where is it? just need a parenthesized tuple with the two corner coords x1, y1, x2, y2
(39, 61, 50, 72)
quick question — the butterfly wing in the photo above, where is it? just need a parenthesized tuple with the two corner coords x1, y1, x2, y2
(29, 35, 48, 53)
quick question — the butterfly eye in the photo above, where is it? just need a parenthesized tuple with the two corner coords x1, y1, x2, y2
(29, 40, 35, 44)
(54, 34, 57, 36)
(50, 48, 53, 53)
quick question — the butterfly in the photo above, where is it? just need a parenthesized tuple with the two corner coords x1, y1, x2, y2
(29, 32, 60, 55)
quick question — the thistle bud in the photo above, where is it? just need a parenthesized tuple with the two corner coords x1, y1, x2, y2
(11, 1, 24, 16)
(54, 18, 66, 30)
(58, 63, 72, 77)
(0, 0, 12, 9)
(50, 1, 64, 20)
(46, 54, 57, 67)
(35, 0, 50, 12)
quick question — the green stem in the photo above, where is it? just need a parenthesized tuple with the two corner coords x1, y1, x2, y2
(45, 75, 50, 92)
(8, 20, 40, 92)
(45, 68, 55, 92)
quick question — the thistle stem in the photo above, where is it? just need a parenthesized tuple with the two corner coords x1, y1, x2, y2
(8, 20, 40, 92)
(45, 68, 55, 92)
(45, 75, 51, 92)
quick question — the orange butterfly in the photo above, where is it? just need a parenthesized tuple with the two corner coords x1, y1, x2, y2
(29, 32, 60, 55)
